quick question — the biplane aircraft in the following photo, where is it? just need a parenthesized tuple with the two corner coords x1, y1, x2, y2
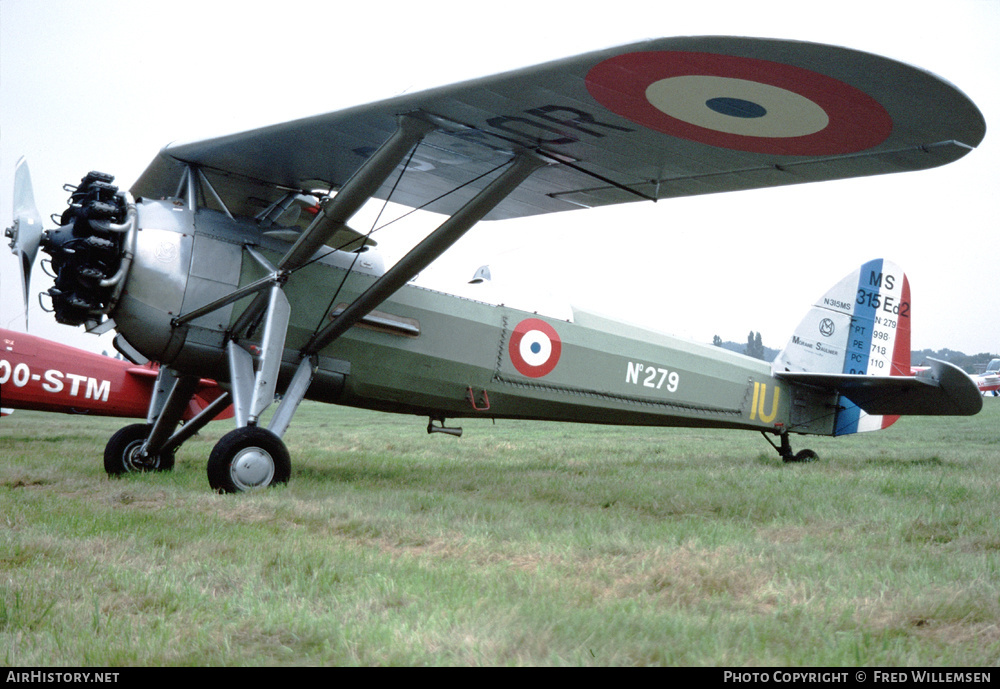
(5, 36, 986, 492)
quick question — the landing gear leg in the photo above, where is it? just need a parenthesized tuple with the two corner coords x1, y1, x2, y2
(762, 431, 819, 463)
(208, 353, 315, 494)
(104, 423, 174, 474)
(104, 366, 232, 477)
(213, 283, 316, 493)
(104, 366, 193, 476)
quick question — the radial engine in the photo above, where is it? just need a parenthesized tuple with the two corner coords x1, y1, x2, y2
(41, 171, 134, 328)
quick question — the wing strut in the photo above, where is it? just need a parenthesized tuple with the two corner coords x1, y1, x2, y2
(302, 152, 546, 355)
(278, 114, 435, 272)
(226, 114, 436, 342)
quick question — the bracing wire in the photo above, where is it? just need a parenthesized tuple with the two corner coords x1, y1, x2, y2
(312, 146, 421, 334)
(289, 156, 515, 276)
(295, 153, 517, 338)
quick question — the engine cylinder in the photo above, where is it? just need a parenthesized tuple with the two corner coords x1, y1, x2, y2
(42, 171, 128, 325)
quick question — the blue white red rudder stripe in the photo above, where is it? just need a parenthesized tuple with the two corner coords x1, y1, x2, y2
(773, 259, 911, 434)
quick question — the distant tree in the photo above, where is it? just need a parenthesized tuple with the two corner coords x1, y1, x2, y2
(746, 331, 766, 360)
(911, 348, 1000, 373)
(713, 335, 723, 347)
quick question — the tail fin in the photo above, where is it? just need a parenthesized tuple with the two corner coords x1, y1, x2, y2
(774, 259, 911, 434)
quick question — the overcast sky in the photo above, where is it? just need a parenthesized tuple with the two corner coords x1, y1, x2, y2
(2, 0, 998, 356)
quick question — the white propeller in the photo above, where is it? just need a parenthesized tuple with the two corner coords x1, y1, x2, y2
(5, 157, 44, 328)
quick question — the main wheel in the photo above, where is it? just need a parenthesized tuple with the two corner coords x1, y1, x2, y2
(104, 423, 176, 475)
(207, 426, 291, 493)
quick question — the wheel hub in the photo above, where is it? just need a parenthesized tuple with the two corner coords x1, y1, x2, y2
(123, 439, 158, 472)
(230, 446, 275, 490)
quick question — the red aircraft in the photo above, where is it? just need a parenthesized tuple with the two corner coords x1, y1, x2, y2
(912, 359, 999, 397)
(972, 359, 1000, 396)
(0, 326, 231, 421)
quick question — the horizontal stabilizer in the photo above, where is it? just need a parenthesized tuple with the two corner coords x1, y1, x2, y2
(777, 359, 982, 417)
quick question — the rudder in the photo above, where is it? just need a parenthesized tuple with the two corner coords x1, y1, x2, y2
(773, 259, 911, 434)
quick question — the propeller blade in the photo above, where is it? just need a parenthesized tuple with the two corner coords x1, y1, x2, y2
(6, 157, 44, 328)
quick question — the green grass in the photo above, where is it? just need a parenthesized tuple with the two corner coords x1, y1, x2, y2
(2, 400, 999, 666)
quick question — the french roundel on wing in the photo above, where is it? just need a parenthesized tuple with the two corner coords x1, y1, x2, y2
(509, 318, 562, 378)
(585, 51, 893, 156)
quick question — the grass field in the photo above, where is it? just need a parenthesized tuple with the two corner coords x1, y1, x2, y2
(2, 399, 998, 666)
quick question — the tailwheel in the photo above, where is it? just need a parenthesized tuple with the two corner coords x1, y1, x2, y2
(762, 431, 819, 463)
(207, 426, 291, 493)
(785, 448, 819, 463)
(104, 423, 176, 475)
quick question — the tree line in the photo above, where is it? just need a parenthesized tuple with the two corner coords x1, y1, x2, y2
(712, 332, 777, 361)
(712, 332, 998, 373)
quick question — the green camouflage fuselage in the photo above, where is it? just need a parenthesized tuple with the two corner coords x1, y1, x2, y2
(113, 203, 836, 438)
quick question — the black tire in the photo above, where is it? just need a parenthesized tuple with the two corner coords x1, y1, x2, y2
(784, 449, 819, 463)
(207, 426, 290, 493)
(104, 423, 176, 475)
